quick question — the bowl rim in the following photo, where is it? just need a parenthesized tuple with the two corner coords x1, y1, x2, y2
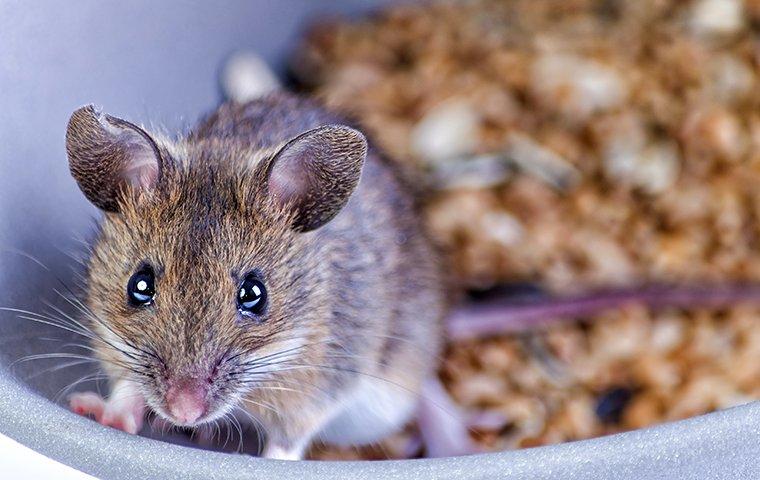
(0, 371, 757, 480)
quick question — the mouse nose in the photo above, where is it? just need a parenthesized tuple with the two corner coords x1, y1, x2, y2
(165, 383, 207, 425)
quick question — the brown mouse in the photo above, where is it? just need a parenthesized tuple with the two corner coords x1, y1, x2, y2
(65, 92, 446, 460)
(63, 91, 760, 460)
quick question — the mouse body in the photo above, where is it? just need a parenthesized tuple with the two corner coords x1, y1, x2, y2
(66, 93, 445, 459)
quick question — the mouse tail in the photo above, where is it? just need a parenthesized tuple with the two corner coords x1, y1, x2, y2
(447, 283, 760, 340)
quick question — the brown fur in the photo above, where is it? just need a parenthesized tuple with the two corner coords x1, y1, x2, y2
(68, 92, 445, 452)
(66, 106, 165, 212)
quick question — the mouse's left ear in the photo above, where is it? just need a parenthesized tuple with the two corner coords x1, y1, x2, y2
(66, 105, 164, 212)
(261, 125, 367, 232)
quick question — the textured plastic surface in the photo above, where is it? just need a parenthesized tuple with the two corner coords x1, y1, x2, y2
(0, 373, 758, 479)
(0, 1, 758, 479)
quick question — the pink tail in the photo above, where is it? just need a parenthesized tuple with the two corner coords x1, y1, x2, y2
(447, 283, 760, 340)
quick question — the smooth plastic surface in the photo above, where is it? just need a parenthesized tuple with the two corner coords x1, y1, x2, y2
(0, 1, 758, 479)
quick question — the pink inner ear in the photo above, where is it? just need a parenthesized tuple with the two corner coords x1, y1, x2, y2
(263, 124, 366, 231)
(121, 144, 160, 189)
(267, 142, 312, 206)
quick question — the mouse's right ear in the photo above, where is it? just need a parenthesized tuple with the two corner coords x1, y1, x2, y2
(66, 105, 164, 212)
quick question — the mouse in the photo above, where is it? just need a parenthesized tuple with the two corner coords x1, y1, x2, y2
(63, 92, 760, 460)
(65, 93, 449, 460)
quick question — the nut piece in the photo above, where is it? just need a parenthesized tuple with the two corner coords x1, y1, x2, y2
(530, 53, 628, 121)
(689, 0, 745, 37)
(411, 100, 480, 163)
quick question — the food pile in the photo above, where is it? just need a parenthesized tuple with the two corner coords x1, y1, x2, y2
(291, 0, 760, 458)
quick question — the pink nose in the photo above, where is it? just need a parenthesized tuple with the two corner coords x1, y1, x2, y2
(165, 384, 207, 424)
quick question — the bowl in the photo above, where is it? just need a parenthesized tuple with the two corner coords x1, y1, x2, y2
(0, 1, 758, 478)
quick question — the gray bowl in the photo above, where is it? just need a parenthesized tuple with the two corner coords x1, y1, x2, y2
(1, 1, 758, 478)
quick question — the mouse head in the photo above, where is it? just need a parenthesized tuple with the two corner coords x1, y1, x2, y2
(66, 105, 367, 426)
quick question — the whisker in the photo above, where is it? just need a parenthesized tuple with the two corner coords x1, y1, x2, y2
(24, 359, 97, 381)
(227, 411, 245, 453)
(0, 308, 95, 340)
(221, 412, 233, 449)
(239, 397, 284, 418)
(45, 296, 153, 364)
(236, 377, 339, 405)
(233, 406, 265, 456)
(53, 371, 110, 404)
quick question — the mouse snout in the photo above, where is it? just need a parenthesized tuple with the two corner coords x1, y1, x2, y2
(165, 382, 208, 425)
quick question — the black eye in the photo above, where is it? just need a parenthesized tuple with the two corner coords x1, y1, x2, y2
(127, 266, 155, 306)
(237, 274, 267, 316)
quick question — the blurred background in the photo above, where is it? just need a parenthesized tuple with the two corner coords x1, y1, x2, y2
(1, 0, 759, 461)
(291, 0, 760, 458)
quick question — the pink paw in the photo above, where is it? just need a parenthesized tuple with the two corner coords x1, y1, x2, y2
(418, 378, 479, 458)
(70, 391, 145, 435)
(70, 391, 106, 419)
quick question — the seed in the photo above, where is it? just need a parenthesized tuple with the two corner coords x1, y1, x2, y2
(594, 387, 635, 424)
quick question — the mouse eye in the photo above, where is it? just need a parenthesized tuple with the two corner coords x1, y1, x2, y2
(127, 266, 155, 306)
(237, 274, 267, 316)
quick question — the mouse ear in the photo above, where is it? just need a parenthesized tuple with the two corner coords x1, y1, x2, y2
(66, 105, 164, 212)
(263, 125, 367, 232)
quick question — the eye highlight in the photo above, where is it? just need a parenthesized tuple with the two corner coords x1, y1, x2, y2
(237, 274, 267, 316)
(127, 266, 156, 306)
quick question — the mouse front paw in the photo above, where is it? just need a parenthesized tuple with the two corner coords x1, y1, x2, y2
(70, 381, 146, 435)
(70, 391, 106, 419)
